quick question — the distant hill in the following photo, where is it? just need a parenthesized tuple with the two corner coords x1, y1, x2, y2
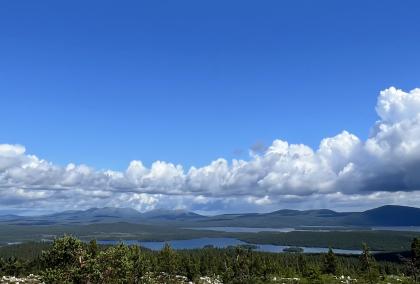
(1, 205, 420, 227)
(200, 205, 420, 227)
(357, 205, 420, 226)
(141, 209, 204, 221)
(47, 207, 143, 222)
(0, 207, 206, 225)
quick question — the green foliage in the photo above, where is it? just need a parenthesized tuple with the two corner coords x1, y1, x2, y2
(41, 235, 86, 269)
(305, 266, 322, 284)
(1, 237, 419, 283)
(323, 248, 338, 275)
(359, 243, 380, 284)
(40, 235, 87, 283)
(130, 245, 152, 283)
(411, 238, 420, 283)
(87, 239, 99, 258)
(158, 243, 179, 275)
(87, 244, 133, 283)
(0, 257, 25, 277)
(181, 255, 200, 281)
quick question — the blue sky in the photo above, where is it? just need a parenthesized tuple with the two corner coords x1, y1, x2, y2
(1, 1, 420, 213)
(2, 0, 419, 169)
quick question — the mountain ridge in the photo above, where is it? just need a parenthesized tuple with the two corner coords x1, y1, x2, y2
(1, 205, 419, 227)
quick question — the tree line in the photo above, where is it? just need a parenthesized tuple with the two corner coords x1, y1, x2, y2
(0, 236, 419, 283)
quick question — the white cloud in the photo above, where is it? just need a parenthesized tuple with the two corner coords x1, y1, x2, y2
(0, 144, 26, 157)
(2, 87, 420, 212)
(376, 87, 420, 123)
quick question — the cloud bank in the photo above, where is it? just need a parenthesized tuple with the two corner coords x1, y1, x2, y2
(2, 87, 420, 213)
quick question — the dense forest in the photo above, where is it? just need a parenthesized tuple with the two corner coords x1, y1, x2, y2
(0, 236, 419, 283)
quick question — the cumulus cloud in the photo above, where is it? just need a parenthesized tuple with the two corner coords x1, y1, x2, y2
(2, 87, 420, 213)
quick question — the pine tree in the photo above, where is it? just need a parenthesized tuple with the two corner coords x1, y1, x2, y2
(90, 244, 133, 283)
(40, 235, 88, 283)
(183, 256, 200, 281)
(297, 254, 308, 277)
(307, 266, 322, 284)
(158, 243, 179, 276)
(88, 239, 99, 257)
(232, 247, 252, 282)
(411, 238, 420, 283)
(359, 243, 379, 284)
(323, 248, 338, 275)
(0, 258, 4, 276)
(130, 245, 150, 284)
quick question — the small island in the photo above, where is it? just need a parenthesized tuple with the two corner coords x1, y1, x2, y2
(283, 247, 304, 253)
(237, 244, 259, 250)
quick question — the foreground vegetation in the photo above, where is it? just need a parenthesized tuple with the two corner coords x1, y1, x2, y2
(0, 236, 420, 283)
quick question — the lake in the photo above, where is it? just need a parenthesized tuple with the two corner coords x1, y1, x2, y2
(97, 237, 362, 255)
(372, 226, 420, 232)
(188, 227, 295, 233)
(189, 226, 420, 233)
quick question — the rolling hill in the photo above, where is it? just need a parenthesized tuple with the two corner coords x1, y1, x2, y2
(1, 205, 419, 228)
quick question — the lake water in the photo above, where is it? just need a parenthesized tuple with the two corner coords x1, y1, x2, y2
(188, 227, 295, 233)
(97, 237, 362, 255)
(372, 226, 420, 232)
(189, 226, 420, 233)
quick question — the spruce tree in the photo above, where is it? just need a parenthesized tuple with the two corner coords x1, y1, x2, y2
(87, 239, 99, 258)
(158, 243, 179, 276)
(323, 248, 338, 275)
(411, 238, 420, 283)
(359, 243, 379, 284)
